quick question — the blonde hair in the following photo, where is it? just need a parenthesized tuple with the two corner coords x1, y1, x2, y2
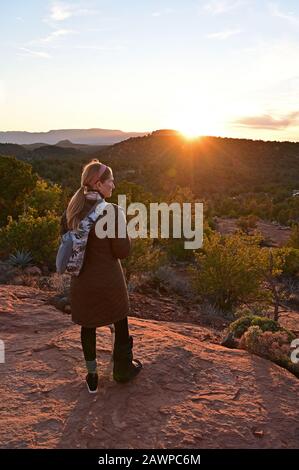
(66, 159, 112, 230)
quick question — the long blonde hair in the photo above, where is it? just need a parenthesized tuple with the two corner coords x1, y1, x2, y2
(66, 159, 112, 230)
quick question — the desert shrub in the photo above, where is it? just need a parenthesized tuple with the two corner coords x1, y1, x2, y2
(282, 248, 299, 276)
(153, 265, 195, 298)
(122, 237, 166, 281)
(229, 315, 279, 338)
(48, 273, 71, 296)
(165, 238, 195, 262)
(157, 185, 206, 262)
(234, 304, 270, 318)
(239, 326, 299, 378)
(0, 210, 60, 269)
(228, 314, 295, 339)
(270, 247, 299, 277)
(190, 231, 266, 312)
(206, 217, 217, 231)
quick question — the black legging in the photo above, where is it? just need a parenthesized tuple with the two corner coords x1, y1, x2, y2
(81, 317, 129, 361)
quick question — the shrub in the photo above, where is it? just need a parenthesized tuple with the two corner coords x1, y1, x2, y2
(165, 238, 195, 262)
(0, 210, 60, 269)
(229, 315, 280, 338)
(234, 304, 270, 318)
(239, 326, 299, 378)
(190, 231, 266, 312)
(122, 237, 166, 281)
(278, 247, 299, 276)
(153, 265, 195, 299)
(270, 247, 299, 277)
(227, 314, 294, 339)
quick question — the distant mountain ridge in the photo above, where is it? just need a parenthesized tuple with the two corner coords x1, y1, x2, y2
(23, 140, 107, 154)
(0, 141, 107, 159)
(0, 128, 148, 145)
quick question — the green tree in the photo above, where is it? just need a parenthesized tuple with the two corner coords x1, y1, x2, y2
(0, 155, 37, 226)
(24, 178, 63, 216)
(258, 247, 299, 321)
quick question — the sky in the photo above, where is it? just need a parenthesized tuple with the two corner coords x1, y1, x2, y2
(1, 0, 299, 141)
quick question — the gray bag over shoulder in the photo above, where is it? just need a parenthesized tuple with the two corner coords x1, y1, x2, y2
(56, 199, 108, 276)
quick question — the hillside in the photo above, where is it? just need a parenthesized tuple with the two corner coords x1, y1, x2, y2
(1, 132, 299, 226)
(0, 142, 85, 161)
(2, 133, 299, 199)
(94, 132, 299, 196)
(0, 285, 298, 449)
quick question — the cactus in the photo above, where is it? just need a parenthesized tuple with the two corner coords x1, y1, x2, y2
(8, 250, 33, 269)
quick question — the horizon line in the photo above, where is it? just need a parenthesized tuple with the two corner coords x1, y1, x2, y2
(0, 128, 299, 145)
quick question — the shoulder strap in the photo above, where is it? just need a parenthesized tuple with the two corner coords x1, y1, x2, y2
(86, 200, 100, 218)
(77, 199, 107, 229)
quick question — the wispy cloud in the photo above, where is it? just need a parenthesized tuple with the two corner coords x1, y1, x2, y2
(28, 28, 75, 45)
(206, 28, 242, 39)
(49, 1, 98, 21)
(50, 2, 71, 21)
(268, 2, 299, 25)
(234, 111, 299, 129)
(17, 47, 51, 59)
(203, 0, 246, 15)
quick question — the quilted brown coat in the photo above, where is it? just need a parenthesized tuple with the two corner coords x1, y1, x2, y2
(60, 199, 131, 328)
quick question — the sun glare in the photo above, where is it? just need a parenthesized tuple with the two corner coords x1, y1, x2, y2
(168, 110, 222, 140)
(173, 120, 205, 140)
(179, 128, 201, 140)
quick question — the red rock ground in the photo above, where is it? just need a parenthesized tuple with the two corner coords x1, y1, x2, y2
(0, 285, 298, 449)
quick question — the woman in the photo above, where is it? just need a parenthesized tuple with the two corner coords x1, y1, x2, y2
(60, 159, 142, 393)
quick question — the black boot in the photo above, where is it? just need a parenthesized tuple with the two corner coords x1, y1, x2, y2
(113, 336, 142, 383)
(85, 372, 98, 393)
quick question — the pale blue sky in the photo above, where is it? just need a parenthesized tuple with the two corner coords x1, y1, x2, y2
(1, 0, 299, 141)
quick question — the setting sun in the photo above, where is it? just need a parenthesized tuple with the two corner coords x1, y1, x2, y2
(169, 110, 219, 140)
(179, 128, 202, 139)
(172, 115, 227, 140)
